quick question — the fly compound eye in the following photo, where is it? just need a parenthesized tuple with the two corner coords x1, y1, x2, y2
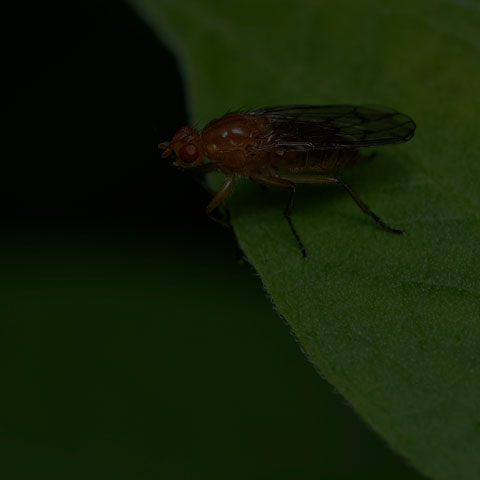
(178, 143, 199, 163)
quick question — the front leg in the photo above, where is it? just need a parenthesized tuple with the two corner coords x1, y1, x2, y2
(206, 176, 234, 228)
(183, 162, 218, 196)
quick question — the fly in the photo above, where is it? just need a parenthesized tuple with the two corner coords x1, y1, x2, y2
(158, 105, 416, 257)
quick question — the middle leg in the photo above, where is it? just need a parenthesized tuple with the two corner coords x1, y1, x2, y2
(255, 175, 307, 257)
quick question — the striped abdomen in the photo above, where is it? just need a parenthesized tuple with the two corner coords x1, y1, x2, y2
(271, 149, 359, 173)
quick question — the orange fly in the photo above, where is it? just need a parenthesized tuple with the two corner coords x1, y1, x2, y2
(159, 105, 416, 257)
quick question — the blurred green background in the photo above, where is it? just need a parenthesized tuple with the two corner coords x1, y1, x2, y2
(1, 1, 424, 478)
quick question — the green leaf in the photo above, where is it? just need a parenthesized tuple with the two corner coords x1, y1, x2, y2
(128, 1, 480, 478)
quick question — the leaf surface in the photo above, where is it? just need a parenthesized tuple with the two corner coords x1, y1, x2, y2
(129, 1, 480, 478)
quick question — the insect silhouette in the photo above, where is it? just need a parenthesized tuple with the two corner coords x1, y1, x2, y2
(159, 105, 416, 257)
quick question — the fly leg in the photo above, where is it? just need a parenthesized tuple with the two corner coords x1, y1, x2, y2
(186, 162, 218, 196)
(188, 164, 231, 226)
(279, 174, 404, 234)
(206, 176, 234, 228)
(255, 175, 307, 257)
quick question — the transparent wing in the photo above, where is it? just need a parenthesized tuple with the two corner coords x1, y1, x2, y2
(247, 105, 416, 152)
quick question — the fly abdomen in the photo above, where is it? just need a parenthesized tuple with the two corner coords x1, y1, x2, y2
(307, 149, 359, 172)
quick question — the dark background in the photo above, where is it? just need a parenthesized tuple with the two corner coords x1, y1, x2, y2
(1, 1, 423, 478)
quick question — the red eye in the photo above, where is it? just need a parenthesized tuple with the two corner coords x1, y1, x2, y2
(178, 143, 199, 163)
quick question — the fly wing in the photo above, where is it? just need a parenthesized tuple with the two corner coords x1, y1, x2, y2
(247, 105, 416, 152)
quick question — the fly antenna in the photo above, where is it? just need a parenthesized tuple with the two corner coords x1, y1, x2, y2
(158, 141, 172, 158)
